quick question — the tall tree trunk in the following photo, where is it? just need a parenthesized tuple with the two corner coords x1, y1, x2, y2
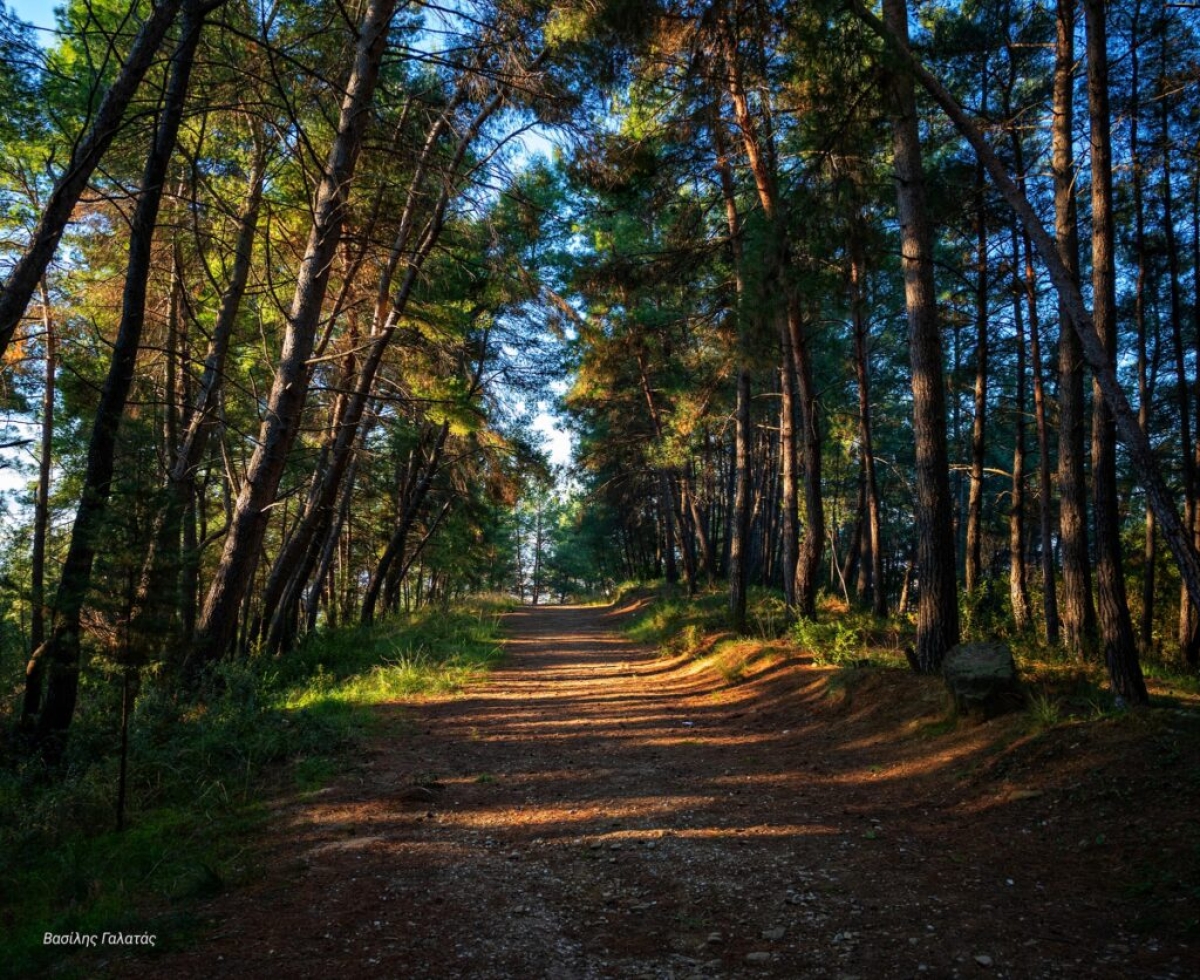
(32, 7, 207, 750)
(1189, 153, 1200, 667)
(1010, 224, 1031, 630)
(685, 467, 715, 585)
(778, 347, 799, 608)
(361, 421, 450, 626)
(1130, 11, 1157, 653)
(21, 281, 56, 728)
(0, 0, 186, 359)
(851, 0, 1200, 641)
(128, 141, 267, 663)
(730, 361, 752, 630)
(966, 160, 988, 596)
(1052, 0, 1098, 655)
(1156, 39, 1200, 664)
(189, 0, 397, 671)
(789, 297, 824, 618)
(851, 225, 887, 616)
(305, 450, 363, 635)
(882, 0, 960, 671)
(1003, 0, 1056, 642)
(1025, 231, 1060, 643)
(1084, 0, 1147, 703)
(719, 21, 820, 614)
(258, 81, 507, 649)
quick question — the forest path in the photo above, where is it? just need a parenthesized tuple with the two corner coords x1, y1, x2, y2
(118, 602, 1192, 979)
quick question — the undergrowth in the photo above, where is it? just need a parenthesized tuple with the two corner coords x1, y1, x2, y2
(622, 582, 1200, 726)
(0, 597, 508, 978)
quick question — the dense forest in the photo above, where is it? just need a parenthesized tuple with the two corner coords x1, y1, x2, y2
(2, 0, 1200, 757)
(5, 0, 1200, 973)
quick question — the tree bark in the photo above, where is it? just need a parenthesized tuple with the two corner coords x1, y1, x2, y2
(361, 421, 450, 626)
(1130, 11, 1156, 653)
(129, 140, 267, 662)
(1190, 148, 1200, 667)
(881, 0, 960, 671)
(719, 18, 820, 615)
(851, 222, 887, 617)
(850, 0, 1200, 656)
(1083, 0, 1147, 703)
(1025, 231, 1060, 643)
(189, 0, 398, 671)
(1049, 0, 1098, 656)
(790, 296, 824, 618)
(1009, 222, 1031, 631)
(721, 130, 752, 622)
(32, 6, 207, 750)
(966, 160, 988, 596)
(20, 280, 56, 728)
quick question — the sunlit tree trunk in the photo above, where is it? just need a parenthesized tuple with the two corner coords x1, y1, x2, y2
(129, 142, 267, 663)
(33, 7, 208, 750)
(21, 281, 56, 728)
(190, 0, 398, 671)
(0, 0, 185, 360)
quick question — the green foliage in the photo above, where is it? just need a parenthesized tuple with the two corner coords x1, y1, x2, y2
(0, 600, 507, 977)
(1025, 688, 1062, 730)
(625, 585, 728, 653)
(791, 616, 866, 667)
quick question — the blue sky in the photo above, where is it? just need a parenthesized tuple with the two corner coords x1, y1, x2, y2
(6, 0, 57, 32)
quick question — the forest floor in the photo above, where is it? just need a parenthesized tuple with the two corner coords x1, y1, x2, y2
(104, 599, 1200, 979)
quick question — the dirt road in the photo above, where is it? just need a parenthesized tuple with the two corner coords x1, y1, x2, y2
(116, 603, 1196, 979)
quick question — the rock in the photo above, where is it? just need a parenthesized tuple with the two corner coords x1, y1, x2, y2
(942, 642, 1022, 719)
(761, 927, 786, 941)
(974, 954, 994, 968)
(745, 952, 772, 964)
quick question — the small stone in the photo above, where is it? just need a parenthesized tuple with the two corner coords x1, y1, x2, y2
(644, 840, 657, 850)
(975, 954, 994, 968)
(761, 927, 786, 941)
(706, 932, 724, 945)
(745, 952, 772, 964)
(589, 841, 603, 850)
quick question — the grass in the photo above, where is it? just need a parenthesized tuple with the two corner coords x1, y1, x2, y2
(0, 597, 509, 979)
(626, 584, 786, 653)
(622, 582, 1200, 736)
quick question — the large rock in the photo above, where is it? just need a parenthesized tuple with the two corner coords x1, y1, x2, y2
(942, 641, 1021, 719)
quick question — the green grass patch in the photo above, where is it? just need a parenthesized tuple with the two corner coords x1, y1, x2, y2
(0, 597, 509, 978)
(626, 583, 783, 653)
